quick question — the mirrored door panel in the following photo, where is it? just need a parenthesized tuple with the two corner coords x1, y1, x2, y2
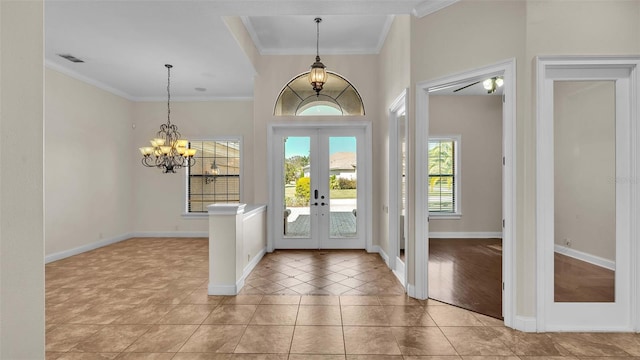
(553, 81, 616, 303)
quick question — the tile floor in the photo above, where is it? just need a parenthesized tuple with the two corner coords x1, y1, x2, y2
(45, 238, 640, 359)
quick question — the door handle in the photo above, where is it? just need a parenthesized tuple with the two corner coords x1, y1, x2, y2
(314, 190, 318, 199)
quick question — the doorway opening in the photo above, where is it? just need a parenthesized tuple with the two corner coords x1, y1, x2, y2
(415, 59, 516, 327)
(268, 122, 372, 251)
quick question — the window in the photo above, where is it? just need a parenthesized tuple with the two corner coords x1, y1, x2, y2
(186, 139, 241, 213)
(428, 136, 460, 216)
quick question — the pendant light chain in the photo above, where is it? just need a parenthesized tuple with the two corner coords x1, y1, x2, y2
(316, 18, 320, 59)
(166, 64, 172, 125)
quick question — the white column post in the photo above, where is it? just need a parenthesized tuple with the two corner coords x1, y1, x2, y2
(208, 203, 246, 295)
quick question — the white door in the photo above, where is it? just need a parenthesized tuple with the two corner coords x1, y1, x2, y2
(273, 126, 365, 249)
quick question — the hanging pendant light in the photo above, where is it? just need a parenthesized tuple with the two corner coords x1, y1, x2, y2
(309, 17, 328, 96)
(139, 64, 196, 173)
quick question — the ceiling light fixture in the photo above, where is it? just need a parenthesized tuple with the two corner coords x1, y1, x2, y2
(139, 64, 196, 173)
(482, 77, 504, 94)
(308, 17, 328, 96)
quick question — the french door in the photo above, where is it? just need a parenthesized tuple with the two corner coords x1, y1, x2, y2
(272, 126, 365, 249)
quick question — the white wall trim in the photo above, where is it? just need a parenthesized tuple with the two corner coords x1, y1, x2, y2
(407, 284, 416, 298)
(207, 284, 237, 296)
(412, 0, 459, 18)
(513, 316, 537, 333)
(429, 232, 502, 239)
(45, 233, 131, 264)
(236, 246, 267, 293)
(373, 245, 389, 265)
(374, 15, 396, 54)
(554, 244, 615, 271)
(132, 231, 208, 238)
(388, 89, 408, 273)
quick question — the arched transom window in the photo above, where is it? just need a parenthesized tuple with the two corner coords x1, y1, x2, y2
(274, 71, 365, 116)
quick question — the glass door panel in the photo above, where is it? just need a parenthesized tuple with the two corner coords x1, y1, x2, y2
(328, 136, 358, 238)
(283, 136, 312, 238)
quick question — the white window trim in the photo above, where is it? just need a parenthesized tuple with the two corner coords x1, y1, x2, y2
(182, 136, 244, 216)
(428, 135, 461, 218)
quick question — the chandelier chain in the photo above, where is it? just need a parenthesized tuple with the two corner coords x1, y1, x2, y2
(315, 18, 320, 58)
(166, 64, 171, 125)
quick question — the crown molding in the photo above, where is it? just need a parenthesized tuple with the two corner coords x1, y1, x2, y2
(374, 15, 395, 54)
(412, 0, 459, 18)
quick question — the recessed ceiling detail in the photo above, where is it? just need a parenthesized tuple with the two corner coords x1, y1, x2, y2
(242, 15, 394, 55)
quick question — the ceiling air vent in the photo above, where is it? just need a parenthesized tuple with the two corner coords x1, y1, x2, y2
(58, 54, 84, 63)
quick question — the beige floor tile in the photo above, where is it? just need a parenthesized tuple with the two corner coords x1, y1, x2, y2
(290, 355, 346, 360)
(547, 333, 634, 357)
(124, 325, 198, 353)
(460, 357, 521, 360)
(70, 324, 150, 352)
(300, 295, 340, 305)
(403, 356, 462, 360)
(181, 288, 225, 305)
(290, 326, 345, 355)
(250, 304, 299, 325)
(391, 327, 458, 356)
(426, 305, 484, 327)
(46, 352, 66, 360)
(377, 295, 423, 306)
(45, 324, 103, 352)
(343, 326, 401, 355)
(234, 325, 294, 354)
(179, 325, 246, 353)
(157, 304, 214, 324)
(259, 295, 301, 304)
(112, 304, 176, 325)
(341, 305, 389, 326)
(203, 305, 257, 325)
(339, 295, 380, 305)
(385, 306, 436, 326)
(492, 328, 570, 356)
(346, 356, 404, 360)
(440, 327, 514, 356)
(222, 295, 263, 305)
(472, 314, 505, 327)
(115, 353, 176, 359)
(56, 353, 119, 359)
(296, 305, 342, 325)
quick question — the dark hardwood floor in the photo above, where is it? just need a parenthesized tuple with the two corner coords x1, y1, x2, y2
(554, 252, 615, 302)
(428, 238, 503, 320)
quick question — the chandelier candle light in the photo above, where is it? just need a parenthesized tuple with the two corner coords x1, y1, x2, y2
(309, 17, 328, 96)
(139, 64, 196, 173)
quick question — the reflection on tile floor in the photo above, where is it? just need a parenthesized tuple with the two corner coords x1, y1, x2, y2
(45, 238, 640, 359)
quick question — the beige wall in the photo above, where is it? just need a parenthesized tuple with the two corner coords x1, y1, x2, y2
(429, 95, 502, 234)
(0, 1, 45, 357)
(377, 15, 411, 256)
(133, 100, 254, 233)
(554, 81, 616, 261)
(408, 0, 526, 308)
(45, 68, 134, 255)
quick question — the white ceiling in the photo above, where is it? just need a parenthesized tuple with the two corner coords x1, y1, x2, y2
(44, 0, 456, 100)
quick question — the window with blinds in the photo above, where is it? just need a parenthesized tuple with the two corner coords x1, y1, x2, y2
(428, 137, 459, 214)
(187, 139, 241, 213)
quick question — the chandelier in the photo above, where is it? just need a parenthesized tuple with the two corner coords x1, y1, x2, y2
(308, 17, 328, 96)
(139, 64, 196, 173)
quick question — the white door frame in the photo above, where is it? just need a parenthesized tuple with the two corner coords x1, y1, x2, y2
(267, 121, 373, 252)
(388, 89, 409, 287)
(415, 58, 517, 329)
(535, 56, 640, 332)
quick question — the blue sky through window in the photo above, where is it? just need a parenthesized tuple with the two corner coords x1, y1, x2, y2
(285, 136, 356, 158)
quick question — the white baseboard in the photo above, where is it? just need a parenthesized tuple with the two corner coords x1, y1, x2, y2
(236, 247, 267, 293)
(45, 233, 131, 264)
(208, 284, 237, 295)
(554, 244, 615, 271)
(132, 231, 208, 238)
(46, 231, 210, 263)
(513, 315, 537, 332)
(374, 245, 390, 266)
(429, 232, 503, 239)
(407, 284, 420, 299)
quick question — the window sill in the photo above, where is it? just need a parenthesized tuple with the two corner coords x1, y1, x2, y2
(429, 213, 462, 220)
